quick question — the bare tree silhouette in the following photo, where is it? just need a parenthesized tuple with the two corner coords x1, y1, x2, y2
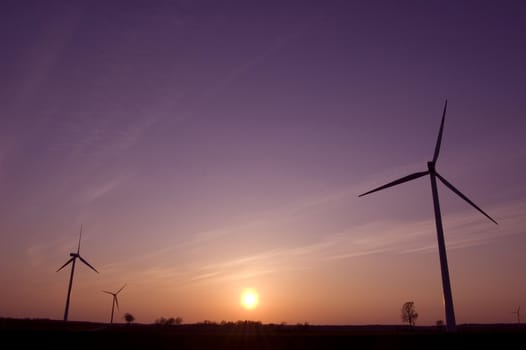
(401, 301, 418, 327)
(512, 306, 521, 324)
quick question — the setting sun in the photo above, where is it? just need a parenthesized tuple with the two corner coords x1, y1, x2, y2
(240, 289, 259, 310)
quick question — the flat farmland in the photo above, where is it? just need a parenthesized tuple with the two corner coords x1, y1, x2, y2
(2, 318, 525, 349)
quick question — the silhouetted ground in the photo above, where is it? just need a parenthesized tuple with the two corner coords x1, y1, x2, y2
(2, 318, 525, 349)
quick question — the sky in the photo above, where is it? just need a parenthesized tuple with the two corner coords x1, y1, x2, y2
(1, 0, 525, 326)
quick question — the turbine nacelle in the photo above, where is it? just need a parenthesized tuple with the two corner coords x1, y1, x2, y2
(427, 161, 436, 172)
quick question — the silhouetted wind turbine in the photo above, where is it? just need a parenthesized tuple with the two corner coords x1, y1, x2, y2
(102, 284, 126, 324)
(512, 306, 521, 324)
(57, 225, 99, 321)
(359, 100, 497, 332)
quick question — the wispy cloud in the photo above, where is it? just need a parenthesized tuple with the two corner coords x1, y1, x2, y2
(202, 30, 303, 101)
(96, 183, 526, 291)
(83, 176, 124, 203)
(26, 235, 75, 267)
(8, 3, 86, 106)
(102, 238, 332, 288)
(182, 240, 335, 285)
(173, 23, 310, 124)
(320, 220, 432, 261)
(330, 199, 526, 259)
(0, 148, 8, 184)
(99, 224, 252, 273)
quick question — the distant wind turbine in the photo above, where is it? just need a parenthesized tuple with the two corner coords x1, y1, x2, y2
(359, 100, 497, 332)
(57, 225, 99, 321)
(102, 284, 126, 324)
(512, 306, 521, 324)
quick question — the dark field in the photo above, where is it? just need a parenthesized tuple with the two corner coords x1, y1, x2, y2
(2, 318, 525, 349)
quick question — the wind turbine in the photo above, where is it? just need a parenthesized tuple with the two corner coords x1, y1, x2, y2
(102, 284, 126, 324)
(512, 306, 521, 324)
(359, 100, 497, 332)
(57, 225, 99, 321)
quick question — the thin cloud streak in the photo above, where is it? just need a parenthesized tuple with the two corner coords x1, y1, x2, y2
(98, 224, 257, 273)
(200, 28, 306, 103)
(26, 236, 73, 267)
(172, 21, 313, 125)
(129, 240, 336, 288)
(200, 240, 335, 272)
(100, 195, 525, 289)
(83, 177, 124, 203)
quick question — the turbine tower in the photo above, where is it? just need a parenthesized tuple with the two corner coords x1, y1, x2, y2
(57, 225, 99, 321)
(102, 284, 126, 324)
(359, 100, 497, 332)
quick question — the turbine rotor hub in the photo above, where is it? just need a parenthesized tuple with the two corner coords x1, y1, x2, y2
(427, 161, 436, 172)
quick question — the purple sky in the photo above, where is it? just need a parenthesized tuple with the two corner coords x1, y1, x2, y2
(1, 0, 525, 325)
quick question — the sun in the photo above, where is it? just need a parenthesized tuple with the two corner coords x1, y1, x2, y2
(240, 288, 259, 310)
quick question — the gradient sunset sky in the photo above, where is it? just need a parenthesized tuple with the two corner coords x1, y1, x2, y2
(1, 1, 525, 325)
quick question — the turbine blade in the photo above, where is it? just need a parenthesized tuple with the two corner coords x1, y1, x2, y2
(115, 296, 120, 310)
(102, 290, 114, 295)
(432, 99, 447, 163)
(78, 255, 99, 273)
(77, 224, 83, 254)
(116, 284, 127, 294)
(359, 171, 429, 197)
(436, 173, 498, 225)
(56, 258, 74, 272)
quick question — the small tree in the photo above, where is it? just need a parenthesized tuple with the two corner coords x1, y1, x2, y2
(175, 316, 183, 325)
(124, 313, 135, 325)
(401, 301, 418, 327)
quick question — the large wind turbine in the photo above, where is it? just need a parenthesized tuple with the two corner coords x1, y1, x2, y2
(57, 225, 99, 321)
(102, 284, 126, 324)
(359, 100, 497, 332)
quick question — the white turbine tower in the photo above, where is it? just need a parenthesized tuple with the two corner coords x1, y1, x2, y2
(359, 100, 497, 332)
(103, 284, 126, 324)
(57, 225, 99, 321)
